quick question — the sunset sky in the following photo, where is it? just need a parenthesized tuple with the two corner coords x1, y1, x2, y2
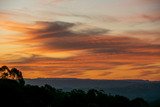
(0, 0, 160, 80)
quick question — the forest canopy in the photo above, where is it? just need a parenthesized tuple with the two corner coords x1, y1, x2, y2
(0, 66, 155, 107)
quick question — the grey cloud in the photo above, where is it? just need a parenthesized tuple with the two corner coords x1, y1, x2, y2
(41, 34, 160, 56)
(74, 28, 110, 35)
(31, 21, 110, 40)
(26, 21, 160, 56)
(44, 36, 142, 54)
(32, 21, 75, 38)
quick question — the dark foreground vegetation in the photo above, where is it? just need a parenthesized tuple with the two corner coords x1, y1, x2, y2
(0, 79, 151, 107)
(0, 66, 159, 107)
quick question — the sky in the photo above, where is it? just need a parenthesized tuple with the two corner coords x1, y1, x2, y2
(0, 0, 160, 80)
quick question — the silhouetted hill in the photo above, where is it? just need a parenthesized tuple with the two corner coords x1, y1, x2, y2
(0, 79, 150, 107)
(25, 78, 160, 102)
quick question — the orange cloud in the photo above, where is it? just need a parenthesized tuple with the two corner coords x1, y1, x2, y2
(0, 20, 160, 80)
(0, 20, 44, 33)
(4, 50, 160, 80)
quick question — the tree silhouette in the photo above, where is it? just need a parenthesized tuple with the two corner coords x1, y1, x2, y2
(0, 66, 25, 85)
(0, 66, 10, 79)
(10, 68, 25, 85)
(130, 98, 149, 107)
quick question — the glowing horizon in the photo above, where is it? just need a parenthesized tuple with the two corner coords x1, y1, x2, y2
(0, 0, 160, 80)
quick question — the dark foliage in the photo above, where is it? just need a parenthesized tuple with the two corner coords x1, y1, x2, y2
(0, 66, 151, 107)
(150, 98, 160, 107)
(0, 79, 150, 107)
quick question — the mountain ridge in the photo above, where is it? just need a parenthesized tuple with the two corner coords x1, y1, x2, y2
(25, 78, 160, 102)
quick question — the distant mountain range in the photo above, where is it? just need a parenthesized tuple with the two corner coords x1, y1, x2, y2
(25, 78, 160, 102)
